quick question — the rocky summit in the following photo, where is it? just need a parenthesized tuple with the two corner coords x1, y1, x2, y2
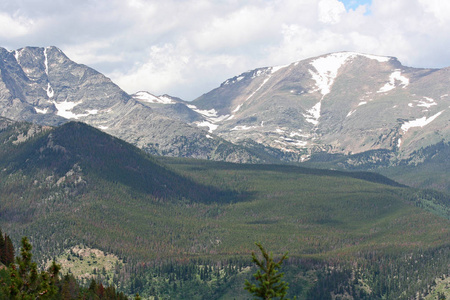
(0, 46, 263, 163)
(185, 52, 449, 163)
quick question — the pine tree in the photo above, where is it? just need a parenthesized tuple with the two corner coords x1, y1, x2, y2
(0, 229, 5, 265)
(5, 236, 60, 299)
(244, 242, 295, 300)
(4, 235, 15, 266)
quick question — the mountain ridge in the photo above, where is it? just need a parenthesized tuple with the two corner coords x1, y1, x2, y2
(0, 46, 269, 163)
(188, 51, 448, 157)
(1, 46, 449, 191)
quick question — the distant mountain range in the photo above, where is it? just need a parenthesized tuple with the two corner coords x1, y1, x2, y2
(0, 46, 262, 163)
(189, 52, 449, 161)
(0, 46, 449, 191)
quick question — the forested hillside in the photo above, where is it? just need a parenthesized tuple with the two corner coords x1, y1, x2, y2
(0, 119, 449, 299)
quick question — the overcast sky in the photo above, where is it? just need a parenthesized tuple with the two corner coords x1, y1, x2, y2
(1, 0, 449, 100)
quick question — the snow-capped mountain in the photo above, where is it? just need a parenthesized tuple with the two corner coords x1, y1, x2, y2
(167, 52, 449, 165)
(0, 46, 264, 163)
(1, 46, 449, 182)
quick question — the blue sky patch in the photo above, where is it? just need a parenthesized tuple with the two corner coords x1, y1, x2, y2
(339, 0, 372, 12)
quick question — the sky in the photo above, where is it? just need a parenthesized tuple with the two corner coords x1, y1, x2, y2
(1, 0, 449, 100)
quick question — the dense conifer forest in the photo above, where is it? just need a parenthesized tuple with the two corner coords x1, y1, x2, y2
(0, 120, 449, 299)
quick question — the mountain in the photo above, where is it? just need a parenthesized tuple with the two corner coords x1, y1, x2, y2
(0, 118, 449, 299)
(0, 46, 265, 163)
(1, 47, 449, 191)
(188, 52, 449, 160)
(0, 118, 247, 259)
(166, 52, 450, 191)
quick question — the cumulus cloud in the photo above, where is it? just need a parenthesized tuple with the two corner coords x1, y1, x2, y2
(318, 0, 346, 24)
(0, 12, 34, 38)
(110, 43, 189, 95)
(1, 0, 449, 100)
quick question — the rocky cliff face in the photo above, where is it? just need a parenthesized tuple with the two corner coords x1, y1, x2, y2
(0, 47, 264, 163)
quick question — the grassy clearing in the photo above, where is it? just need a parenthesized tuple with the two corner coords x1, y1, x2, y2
(48, 245, 125, 286)
(425, 275, 450, 300)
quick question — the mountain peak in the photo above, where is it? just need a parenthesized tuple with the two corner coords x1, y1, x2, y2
(132, 91, 176, 104)
(312, 51, 393, 63)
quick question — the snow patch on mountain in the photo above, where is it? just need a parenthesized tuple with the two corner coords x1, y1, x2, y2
(196, 121, 218, 133)
(14, 49, 23, 63)
(356, 53, 391, 62)
(303, 102, 321, 125)
(44, 47, 50, 76)
(309, 52, 391, 97)
(271, 64, 289, 73)
(231, 125, 255, 131)
(46, 83, 54, 98)
(233, 104, 243, 113)
(245, 76, 271, 101)
(187, 105, 231, 122)
(187, 104, 233, 132)
(415, 97, 437, 108)
(401, 111, 444, 133)
(282, 137, 308, 147)
(223, 75, 245, 85)
(52, 100, 99, 119)
(133, 91, 175, 104)
(346, 109, 357, 117)
(309, 53, 352, 96)
(290, 131, 310, 138)
(35, 107, 48, 114)
(240, 64, 287, 101)
(377, 70, 409, 93)
(252, 68, 271, 79)
(52, 100, 83, 119)
(187, 105, 217, 118)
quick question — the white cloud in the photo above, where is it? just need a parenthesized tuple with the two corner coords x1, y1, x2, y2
(1, 0, 449, 100)
(64, 41, 124, 66)
(191, 4, 277, 52)
(318, 0, 346, 24)
(110, 43, 189, 95)
(0, 12, 34, 38)
(419, 0, 450, 24)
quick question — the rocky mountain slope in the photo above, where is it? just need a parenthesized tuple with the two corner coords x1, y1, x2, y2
(1, 46, 449, 190)
(0, 47, 264, 163)
(186, 52, 449, 163)
(143, 51, 449, 191)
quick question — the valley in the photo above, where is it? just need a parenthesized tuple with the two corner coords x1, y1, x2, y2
(0, 119, 449, 298)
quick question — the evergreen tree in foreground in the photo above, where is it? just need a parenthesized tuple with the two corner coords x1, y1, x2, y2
(0, 231, 131, 299)
(4, 237, 60, 299)
(0, 230, 15, 267)
(244, 242, 295, 300)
